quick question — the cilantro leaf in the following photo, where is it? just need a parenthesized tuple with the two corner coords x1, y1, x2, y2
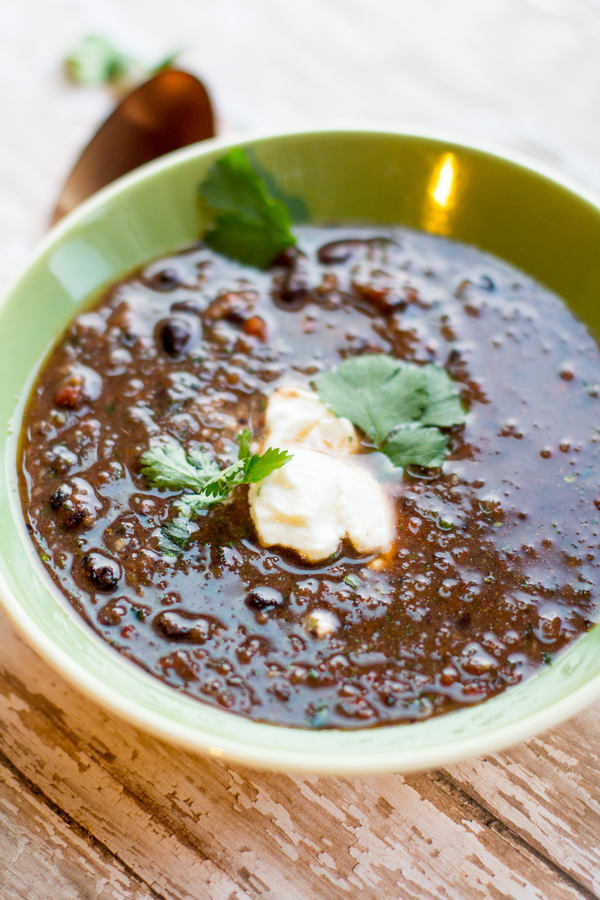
(186, 447, 221, 477)
(417, 366, 466, 427)
(140, 441, 219, 491)
(159, 516, 196, 557)
(176, 488, 230, 518)
(205, 215, 294, 270)
(382, 424, 448, 468)
(141, 432, 292, 554)
(237, 428, 252, 460)
(315, 355, 427, 445)
(198, 446, 292, 499)
(200, 149, 296, 268)
(201, 459, 247, 499)
(315, 354, 465, 470)
(244, 447, 292, 483)
(244, 150, 310, 222)
(201, 149, 272, 218)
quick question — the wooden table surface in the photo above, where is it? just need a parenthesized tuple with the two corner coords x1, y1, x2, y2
(2, 1, 600, 896)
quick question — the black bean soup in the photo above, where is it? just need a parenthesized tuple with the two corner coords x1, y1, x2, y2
(19, 227, 600, 728)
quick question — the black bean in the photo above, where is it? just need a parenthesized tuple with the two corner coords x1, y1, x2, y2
(82, 552, 121, 592)
(50, 484, 72, 509)
(318, 237, 396, 265)
(274, 272, 310, 310)
(121, 332, 137, 348)
(245, 586, 285, 611)
(456, 612, 471, 630)
(44, 445, 78, 474)
(63, 508, 87, 530)
(149, 267, 180, 292)
(317, 240, 356, 264)
(159, 316, 194, 356)
(271, 246, 303, 269)
(153, 610, 211, 643)
(171, 299, 202, 315)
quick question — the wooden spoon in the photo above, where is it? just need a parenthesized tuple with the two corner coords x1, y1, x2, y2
(51, 68, 215, 224)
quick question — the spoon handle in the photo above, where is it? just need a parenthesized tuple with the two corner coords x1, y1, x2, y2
(51, 69, 215, 224)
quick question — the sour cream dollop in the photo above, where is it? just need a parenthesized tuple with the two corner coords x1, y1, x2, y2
(249, 386, 394, 562)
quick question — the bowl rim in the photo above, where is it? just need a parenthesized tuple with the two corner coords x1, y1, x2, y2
(3, 125, 600, 774)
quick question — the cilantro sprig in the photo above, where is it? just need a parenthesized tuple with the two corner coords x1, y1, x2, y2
(158, 516, 196, 557)
(315, 355, 465, 469)
(140, 430, 291, 555)
(199, 149, 296, 268)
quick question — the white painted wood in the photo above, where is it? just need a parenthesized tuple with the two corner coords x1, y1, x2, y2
(446, 710, 600, 896)
(0, 616, 591, 898)
(0, 760, 151, 899)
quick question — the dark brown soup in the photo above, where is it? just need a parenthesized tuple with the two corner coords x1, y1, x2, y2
(19, 227, 600, 728)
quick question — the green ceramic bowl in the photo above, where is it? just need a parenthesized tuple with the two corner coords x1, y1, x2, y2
(3, 129, 600, 773)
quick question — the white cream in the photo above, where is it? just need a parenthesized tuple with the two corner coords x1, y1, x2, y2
(262, 385, 357, 454)
(249, 386, 394, 562)
(304, 609, 340, 638)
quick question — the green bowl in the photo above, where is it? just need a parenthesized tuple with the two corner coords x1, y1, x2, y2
(3, 129, 600, 773)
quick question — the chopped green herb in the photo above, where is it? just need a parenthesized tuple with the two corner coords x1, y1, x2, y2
(236, 427, 252, 461)
(159, 516, 196, 557)
(437, 516, 454, 531)
(308, 700, 329, 727)
(64, 34, 179, 87)
(199, 148, 296, 268)
(141, 431, 292, 554)
(315, 354, 465, 470)
(141, 442, 219, 492)
(344, 574, 360, 589)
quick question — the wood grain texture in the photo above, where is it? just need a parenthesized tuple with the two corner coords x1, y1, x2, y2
(2, 0, 600, 896)
(0, 759, 152, 900)
(0, 614, 594, 899)
(447, 713, 600, 896)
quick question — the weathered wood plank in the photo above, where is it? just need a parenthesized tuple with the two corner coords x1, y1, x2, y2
(0, 757, 152, 900)
(446, 710, 600, 896)
(0, 614, 589, 899)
